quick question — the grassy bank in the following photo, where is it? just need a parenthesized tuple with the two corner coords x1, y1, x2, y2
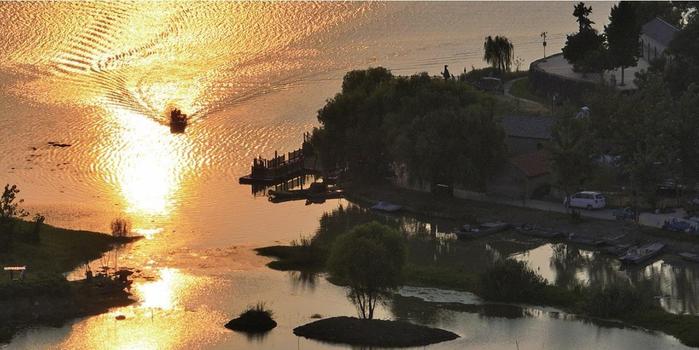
(0, 219, 137, 344)
(508, 77, 549, 105)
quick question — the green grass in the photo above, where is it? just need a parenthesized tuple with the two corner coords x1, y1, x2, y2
(508, 77, 548, 105)
(0, 219, 132, 282)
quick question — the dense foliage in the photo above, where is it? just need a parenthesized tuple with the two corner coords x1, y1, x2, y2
(583, 282, 654, 318)
(478, 259, 547, 302)
(311, 67, 506, 190)
(327, 221, 406, 320)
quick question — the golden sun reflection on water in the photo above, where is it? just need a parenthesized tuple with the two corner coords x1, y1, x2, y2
(137, 268, 182, 311)
(109, 107, 182, 217)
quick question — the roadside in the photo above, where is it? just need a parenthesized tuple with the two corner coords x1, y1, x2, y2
(502, 76, 550, 114)
(342, 182, 699, 256)
(455, 190, 687, 229)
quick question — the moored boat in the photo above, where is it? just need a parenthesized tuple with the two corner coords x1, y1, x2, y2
(678, 252, 699, 263)
(371, 201, 402, 213)
(566, 233, 604, 246)
(619, 242, 665, 265)
(455, 222, 510, 240)
(515, 224, 563, 239)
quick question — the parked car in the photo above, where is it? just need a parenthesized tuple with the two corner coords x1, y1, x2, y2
(662, 218, 699, 233)
(564, 191, 607, 210)
(613, 207, 636, 221)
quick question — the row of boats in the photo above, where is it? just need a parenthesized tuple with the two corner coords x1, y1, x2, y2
(453, 222, 672, 266)
(342, 199, 697, 268)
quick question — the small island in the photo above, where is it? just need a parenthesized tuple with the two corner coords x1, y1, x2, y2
(224, 303, 277, 333)
(293, 316, 458, 347)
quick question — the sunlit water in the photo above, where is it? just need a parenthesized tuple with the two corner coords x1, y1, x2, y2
(2, 2, 693, 349)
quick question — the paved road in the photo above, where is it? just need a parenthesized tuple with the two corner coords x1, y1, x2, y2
(502, 77, 549, 113)
(455, 190, 686, 229)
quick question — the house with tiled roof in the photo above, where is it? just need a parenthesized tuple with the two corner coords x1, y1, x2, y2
(488, 150, 551, 199)
(640, 17, 680, 61)
(501, 114, 554, 156)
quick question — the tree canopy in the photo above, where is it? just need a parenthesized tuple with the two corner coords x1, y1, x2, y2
(327, 221, 406, 320)
(605, 2, 641, 85)
(563, 2, 607, 75)
(311, 67, 506, 190)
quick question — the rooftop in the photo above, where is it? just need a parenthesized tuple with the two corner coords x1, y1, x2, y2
(501, 114, 553, 140)
(641, 17, 680, 47)
(509, 150, 549, 178)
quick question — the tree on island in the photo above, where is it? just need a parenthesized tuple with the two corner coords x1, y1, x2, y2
(563, 2, 607, 76)
(605, 2, 641, 86)
(327, 221, 406, 320)
(483, 36, 514, 73)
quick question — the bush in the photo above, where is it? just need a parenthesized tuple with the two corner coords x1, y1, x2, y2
(225, 302, 277, 333)
(110, 218, 131, 237)
(583, 282, 655, 318)
(478, 259, 547, 302)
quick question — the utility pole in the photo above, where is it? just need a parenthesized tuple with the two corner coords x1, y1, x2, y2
(540, 32, 548, 60)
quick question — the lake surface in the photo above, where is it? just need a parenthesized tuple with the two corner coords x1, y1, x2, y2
(3, 2, 695, 349)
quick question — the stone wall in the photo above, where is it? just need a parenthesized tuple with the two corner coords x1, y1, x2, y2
(528, 54, 597, 103)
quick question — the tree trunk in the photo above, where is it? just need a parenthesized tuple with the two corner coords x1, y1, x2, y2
(620, 66, 625, 86)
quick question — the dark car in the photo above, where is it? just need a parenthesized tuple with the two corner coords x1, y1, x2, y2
(613, 207, 636, 221)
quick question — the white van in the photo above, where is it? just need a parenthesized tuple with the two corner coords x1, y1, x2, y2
(564, 191, 606, 210)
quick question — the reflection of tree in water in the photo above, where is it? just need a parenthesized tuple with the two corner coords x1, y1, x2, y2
(627, 261, 699, 315)
(548, 243, 624, 289)
(547, 242, 699, 315)
(288, 270, 317, 291)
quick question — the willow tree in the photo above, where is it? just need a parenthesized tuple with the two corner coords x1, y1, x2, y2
(483, 35, 514, 73)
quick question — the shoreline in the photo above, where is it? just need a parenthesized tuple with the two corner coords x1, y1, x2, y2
(0, 220, 139, 344)
(342, 182, 699, 256)
(257, 182, 699, 347)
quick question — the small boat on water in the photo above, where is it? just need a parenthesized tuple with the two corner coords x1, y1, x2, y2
(515, 224, 563, 239)
(678, 252, 699, 263)
(604, 243, 633, 257)
(371, 201, 402, 213)
(169, 108, 188, 133)
(566, 233, 605, 246)
(455, 222, 510, 239)
(619, 242, 665, 265)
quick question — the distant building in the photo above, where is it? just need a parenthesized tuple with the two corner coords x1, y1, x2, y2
(500, 115, 554, 156)
(640, 17, 680, 61)
(488, 150, 551, 199)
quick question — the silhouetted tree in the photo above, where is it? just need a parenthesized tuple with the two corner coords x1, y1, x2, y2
(605, 2, 641, 85)
(483, 35, 514, 73)
(328, 222, 406, 320)
(573, 2, 594, 31)
(0, 184, 28, 250)
(563, 2, 607, 75)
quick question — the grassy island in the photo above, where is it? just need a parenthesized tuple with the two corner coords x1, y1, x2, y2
(0, 219, 138, 344)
